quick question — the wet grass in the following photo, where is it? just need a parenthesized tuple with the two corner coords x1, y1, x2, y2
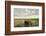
(14, 19, 39, 27)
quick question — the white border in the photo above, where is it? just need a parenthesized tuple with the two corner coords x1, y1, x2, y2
(11, 5, 42, 31)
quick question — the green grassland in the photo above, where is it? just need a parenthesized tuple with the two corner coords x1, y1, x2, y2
(14, 19, 39, 27)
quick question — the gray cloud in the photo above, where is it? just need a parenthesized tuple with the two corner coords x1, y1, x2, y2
(14, 8, 39, 17)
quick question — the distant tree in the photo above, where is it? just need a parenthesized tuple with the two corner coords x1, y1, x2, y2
(24, 20, 32, 27)
(24, 21, 29, 27)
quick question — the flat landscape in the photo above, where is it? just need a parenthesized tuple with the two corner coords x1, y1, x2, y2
(14, 19, 39, 27)
(14, 8, 39, 27)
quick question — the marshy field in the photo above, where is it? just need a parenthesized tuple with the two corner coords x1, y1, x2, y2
(14, 19, 39, 27)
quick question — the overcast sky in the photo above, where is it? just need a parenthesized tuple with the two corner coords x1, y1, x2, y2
(14, 8, 39, 17)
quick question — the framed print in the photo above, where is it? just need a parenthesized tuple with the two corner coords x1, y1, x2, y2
(5, 1, 45, 35)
